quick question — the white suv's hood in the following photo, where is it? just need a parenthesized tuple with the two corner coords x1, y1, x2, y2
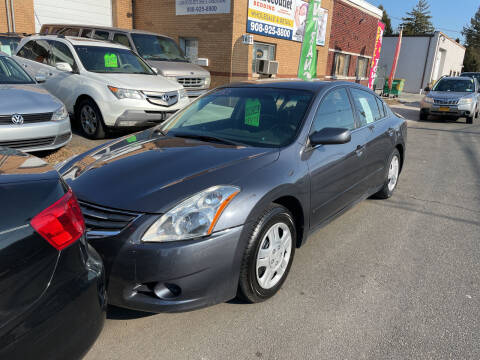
(88, 73, 182, 92)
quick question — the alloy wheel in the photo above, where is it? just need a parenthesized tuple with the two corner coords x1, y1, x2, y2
(80, 104, 98, 136)
(388, 155, 400, 192)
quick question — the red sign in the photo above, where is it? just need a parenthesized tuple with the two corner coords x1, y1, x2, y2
(368, 21, 385, 90)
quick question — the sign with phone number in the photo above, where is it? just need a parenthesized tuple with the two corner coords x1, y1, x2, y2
(176, 0, 231, 15)
(247, 20, 292, 40)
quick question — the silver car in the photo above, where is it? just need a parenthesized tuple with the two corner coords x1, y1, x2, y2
(420, 76, 480, 124)
(0, 52, 71, 152)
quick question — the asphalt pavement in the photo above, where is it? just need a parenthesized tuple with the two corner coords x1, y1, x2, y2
(84, 104, 480, 360)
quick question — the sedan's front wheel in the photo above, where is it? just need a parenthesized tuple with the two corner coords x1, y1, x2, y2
(238, 204, 296, 303)
(373, 148, 401, 199)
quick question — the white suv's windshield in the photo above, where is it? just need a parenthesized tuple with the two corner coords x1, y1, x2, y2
(161, 87, 314, 148)
(433, 78, 475, 92)
(131, 33, 187, 62)
(74, 45, 155, 74)
(0, 56, 34, 84)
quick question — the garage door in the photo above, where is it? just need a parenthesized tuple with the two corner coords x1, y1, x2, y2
(34, 0, 113, 32)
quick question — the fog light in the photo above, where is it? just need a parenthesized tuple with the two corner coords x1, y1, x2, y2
(153, 283, 181, 299)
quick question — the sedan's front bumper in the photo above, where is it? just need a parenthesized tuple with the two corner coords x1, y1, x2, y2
(0, 117, 71, 152)
(87, 214, 245, 313)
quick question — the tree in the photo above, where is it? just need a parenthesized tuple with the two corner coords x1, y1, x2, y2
(400, 0, 435, 35)
(462, 6, 480, 72)
(378, 5, 394, 36)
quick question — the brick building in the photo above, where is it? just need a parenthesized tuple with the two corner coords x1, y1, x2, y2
(326, 0, 382, 86)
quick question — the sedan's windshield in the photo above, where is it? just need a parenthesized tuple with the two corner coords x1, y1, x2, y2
(0, 56, 34, 84)
(74, 45, 155, 74)
(433, 79, 475, 92)
(131, 33, 188, 62)
(161, 87, 314, 148)
(0, 36, 20, 56)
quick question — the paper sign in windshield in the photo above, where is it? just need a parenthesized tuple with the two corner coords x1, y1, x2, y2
(104, 53, 118, 68)
(0, 45, 11, 55)
(359, 98, 374, 124)
(245, 99, 261, 127)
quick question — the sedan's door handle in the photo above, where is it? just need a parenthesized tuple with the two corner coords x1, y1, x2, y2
(368, 124, 375, 131)
(355, 145, 365, 157)
(387, 128, 395, 137)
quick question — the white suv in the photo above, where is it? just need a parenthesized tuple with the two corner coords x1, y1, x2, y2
(14, 35, 190, 139)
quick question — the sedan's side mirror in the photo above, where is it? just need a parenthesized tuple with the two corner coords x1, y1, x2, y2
(56, 62, 73, 72)
(35, 73, 47, 83)
(309, 128, 351, 146)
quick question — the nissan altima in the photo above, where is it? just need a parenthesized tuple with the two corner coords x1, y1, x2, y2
(58, 81, 407, 313)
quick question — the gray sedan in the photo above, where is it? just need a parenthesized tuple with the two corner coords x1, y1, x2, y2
(58, 81, 407, 312)
(0, 52, 71, 152)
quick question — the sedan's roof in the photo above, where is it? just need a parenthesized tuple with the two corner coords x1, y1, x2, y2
(225, 80, 368, 94)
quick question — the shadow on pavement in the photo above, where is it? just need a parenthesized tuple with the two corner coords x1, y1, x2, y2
(106, 305, 156, 320)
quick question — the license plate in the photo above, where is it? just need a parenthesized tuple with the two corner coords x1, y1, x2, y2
(439, 106, 450, 112)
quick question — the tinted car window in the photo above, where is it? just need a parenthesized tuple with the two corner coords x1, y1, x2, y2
(17, 40, 50, 65)
(94, 31, 110, 40)
(0, 36, 20, 55)
(376, 97, 386, 118)
(350, 88, 381, 126)
(60, 28, 81, 36)
(113, 33, 131, 48)
(433, 78, 475, 92)
(80, 29, 94, 38)
(131, 33, 187, 61)
(312, 88, 355, 133)
(0, 56, 34, 84)
(50, 41, 76, 68)
(162, 87, 314, 148)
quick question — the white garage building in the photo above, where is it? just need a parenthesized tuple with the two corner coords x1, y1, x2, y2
(378, 32, 466, 94)
(34, 0, 113, 32)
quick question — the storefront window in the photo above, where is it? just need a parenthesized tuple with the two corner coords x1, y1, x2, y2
(356, 57, 369, 79)
(333, 53, 350, 78)
(252, 42, 276, 73)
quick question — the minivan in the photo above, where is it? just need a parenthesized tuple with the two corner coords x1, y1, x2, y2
(40, 24, 211, 97)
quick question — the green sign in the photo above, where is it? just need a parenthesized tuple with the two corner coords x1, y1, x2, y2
(104, 53, 118, 68)
(126, 135, 137, 143)
(245, 98, 261, 127)
(298, 0, 322, 80)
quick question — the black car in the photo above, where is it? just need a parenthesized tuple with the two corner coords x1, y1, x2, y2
(58, 81, 407, 313)
(0, 147, 106, 359)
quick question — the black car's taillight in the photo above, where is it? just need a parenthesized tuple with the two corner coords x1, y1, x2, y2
(30, 189, 86, 250)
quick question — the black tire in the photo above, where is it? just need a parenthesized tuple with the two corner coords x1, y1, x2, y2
(76, 98, 106, 139)
(373, 149, 401, 199)
(466, 115, 473, 124)
(419, 111, 428, 121)
(237, 204, 296, 303)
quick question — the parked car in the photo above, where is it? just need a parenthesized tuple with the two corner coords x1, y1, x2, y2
(460, 72, 480, 83)
(0, 52, 71, 151)
(40, 24, 211, 97)
(0, 32, 24, 55)
(57, 81, 407, 313)
(0, 147, 106, 359)
(420, 76, 480, 124)
(14, 35, 190, 139)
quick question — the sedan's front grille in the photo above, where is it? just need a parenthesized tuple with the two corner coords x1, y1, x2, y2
(177, 77, 204, 88)
(79, 201, 141, 237)
(0, 137, 55, 148)
(434, 98, 459, 105)
(0, 113, 53, 124)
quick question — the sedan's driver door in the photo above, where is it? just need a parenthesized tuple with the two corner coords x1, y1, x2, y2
(305, 87, 369, 228)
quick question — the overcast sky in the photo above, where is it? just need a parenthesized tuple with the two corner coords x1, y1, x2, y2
(367, 0, 478, 42)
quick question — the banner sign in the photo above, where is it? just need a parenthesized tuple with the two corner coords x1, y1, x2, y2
(247, 0, 327, 46)
(388, 28, 403, 90)
(367, 21, 385, 90)
(298, 0, 322, 80)
(176, 0, 231, 15)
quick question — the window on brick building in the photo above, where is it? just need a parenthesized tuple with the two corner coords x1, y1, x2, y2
(356, 57, 369, 79)
(179, 38, 199, 61)
(333, 53, 350, 77)
(252, 42, 276, 73)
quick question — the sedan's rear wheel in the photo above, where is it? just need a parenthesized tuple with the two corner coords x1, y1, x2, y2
(238, 204, 296, 303)
(373, 149, 401, 199)
(77, 99, 106, 139)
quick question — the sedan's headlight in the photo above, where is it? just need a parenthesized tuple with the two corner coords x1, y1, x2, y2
(108, 86, 145, 100)
(423, 97, 434, 104)
(458, 98, 473, 105)
(179, 88, 188, 99)
(142, 185, 240, 242)
(51, 105, 68, 121)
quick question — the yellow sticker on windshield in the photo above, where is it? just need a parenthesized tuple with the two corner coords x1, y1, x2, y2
(245, 99, 261, 127)
(104, 53, 118, 68)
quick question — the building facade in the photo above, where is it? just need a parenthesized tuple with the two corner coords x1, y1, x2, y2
(378, 32, 466, 93)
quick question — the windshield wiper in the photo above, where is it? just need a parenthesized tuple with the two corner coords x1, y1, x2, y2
(170, 132, 245, 146)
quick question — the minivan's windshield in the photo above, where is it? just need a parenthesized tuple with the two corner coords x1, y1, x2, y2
(161, 87, 314, 148)
(433, 78, 475, 92)
(461, 73, 480, 82)
(131, 33, 188, 62)
(74, 45, 155, 74)
(0, 56, 34, 84)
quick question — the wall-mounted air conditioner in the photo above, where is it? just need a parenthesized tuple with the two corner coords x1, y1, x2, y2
(255, 60, 279, 75)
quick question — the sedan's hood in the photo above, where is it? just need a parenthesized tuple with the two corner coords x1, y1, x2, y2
(0, 84, 62, 115)
(87, 73, 182, 92)
(62, 129, 279, 213)
(146, 60, 210, 77)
